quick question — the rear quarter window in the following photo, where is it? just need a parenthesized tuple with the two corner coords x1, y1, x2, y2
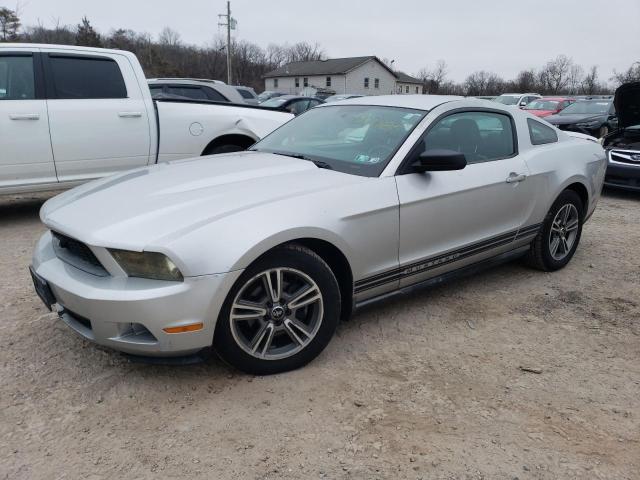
(48, 55, 127, 99)
(528, 118, 558, 145)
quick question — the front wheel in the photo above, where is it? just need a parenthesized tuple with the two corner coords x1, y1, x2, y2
(214, 244, 341, 375)
(525, 190, 584, 271)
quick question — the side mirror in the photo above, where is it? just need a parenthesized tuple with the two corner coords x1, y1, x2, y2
(519, 102, 528, 108)
(411, 149, 467, 173)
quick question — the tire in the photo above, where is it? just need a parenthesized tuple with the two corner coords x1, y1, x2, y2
(204, 144, 245, 155)
(214, 244, 341, 375)
(525, 190, 584, 271)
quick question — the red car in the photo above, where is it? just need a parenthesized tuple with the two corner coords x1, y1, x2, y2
(524, 97, 575, 118)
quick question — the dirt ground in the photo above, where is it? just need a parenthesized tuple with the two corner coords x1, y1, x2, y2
(1, 189, 639, 480)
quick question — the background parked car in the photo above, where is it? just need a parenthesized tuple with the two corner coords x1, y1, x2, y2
(235, 86, 260, 105)
(494, 93, 541, 108)
(148, 78, 246, 104)
(324, 94, 365, 103)
(545, 99, 618, 138)
(0, 44, 292, 195)
(260, 95, 324, 115)
(257, 91, 287, 103)
(603, 81, 640, 191)
(523, 97, 575, 118)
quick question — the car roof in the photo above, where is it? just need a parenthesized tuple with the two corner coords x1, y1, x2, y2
(322, 94, 463, 111)
(274, 95, 319, 100)
(148, 78, 225, 86)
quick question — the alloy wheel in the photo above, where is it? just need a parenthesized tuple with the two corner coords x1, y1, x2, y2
(548, 203, 580, 261)
(229, 268, 324, 360)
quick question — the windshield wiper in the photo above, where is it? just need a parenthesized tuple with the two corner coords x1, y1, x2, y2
(268, 151, 333, 170)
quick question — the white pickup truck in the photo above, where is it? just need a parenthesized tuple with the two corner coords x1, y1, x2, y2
(0, 44, 293, 194)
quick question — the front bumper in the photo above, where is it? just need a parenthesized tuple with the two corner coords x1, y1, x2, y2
(32, 231, 242, 357)
(605, 154, 640, 191)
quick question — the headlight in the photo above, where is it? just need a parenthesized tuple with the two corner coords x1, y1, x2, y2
(109, 249, 184, 281)
(575, 121, 600, 128)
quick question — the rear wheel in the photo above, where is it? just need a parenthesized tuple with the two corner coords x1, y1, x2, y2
(526, 190, 584, 271)
(214, 244, 341, 375)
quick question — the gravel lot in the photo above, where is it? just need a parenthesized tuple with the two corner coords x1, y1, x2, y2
(1, 189, 639, 480)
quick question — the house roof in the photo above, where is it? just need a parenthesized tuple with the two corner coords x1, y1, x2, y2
(395, 71, 422, 84)
(263, 56, 395, 78)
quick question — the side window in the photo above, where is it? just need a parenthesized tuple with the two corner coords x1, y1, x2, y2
(0, 55, 35, 100)
(48, 55, 127, 99)
(149, 85, 164, 97)
(421, 111, 515, 164)
(206, 87, 229, 102)
(527, 118, 558, 145)
(236, 89, 253, 100)
(364, 77, 369, 88)
(167, 86, 209, 101)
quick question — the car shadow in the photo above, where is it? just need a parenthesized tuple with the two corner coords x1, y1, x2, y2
(0, 191, 58, 225)
(602, 186, 640, 201)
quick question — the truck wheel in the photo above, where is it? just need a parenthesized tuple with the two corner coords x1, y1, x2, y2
(214, 244, 341, 375)
(525, 190, 584, 272)
(204, 144, 244, 155)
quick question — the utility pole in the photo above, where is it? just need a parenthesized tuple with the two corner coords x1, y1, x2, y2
(218, 1, 236, 85)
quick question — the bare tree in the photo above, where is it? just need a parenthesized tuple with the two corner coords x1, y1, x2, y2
(158, 27, 181, 47)
(611, 62, 640, 86)
(285, 41, 325, 63)
(417, 59, 448, 93)
(581, 66, 600, 95)
(512, 69, 538, 93)
(465, 70, 504, 96)
(539, 55, 574, 94)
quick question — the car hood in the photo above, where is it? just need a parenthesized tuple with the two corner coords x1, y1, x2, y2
(614, 81, 640, 129)
(545, 113, 605, 125)
(41, 152, 368, 250)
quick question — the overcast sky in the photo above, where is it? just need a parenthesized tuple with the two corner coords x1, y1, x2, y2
(14, 0, 640, 82)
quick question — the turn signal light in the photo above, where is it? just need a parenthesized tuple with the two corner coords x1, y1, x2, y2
(163, 323, 204, 334)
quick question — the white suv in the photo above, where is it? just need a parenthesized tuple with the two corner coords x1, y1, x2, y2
(494, 93, 541, 108)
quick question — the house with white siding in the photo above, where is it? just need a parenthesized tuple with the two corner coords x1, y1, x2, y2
(263, 56, 422, 96)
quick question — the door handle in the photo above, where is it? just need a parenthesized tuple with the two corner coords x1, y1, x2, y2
(506, 173, 527, 183)
(9, 113, 40, 120)
(118, 112, 142, 118)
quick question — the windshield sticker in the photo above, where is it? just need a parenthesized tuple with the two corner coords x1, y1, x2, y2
(354, 154, 382, 164)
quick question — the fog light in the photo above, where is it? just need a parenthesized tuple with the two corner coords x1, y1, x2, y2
(163, 323, 204, 334)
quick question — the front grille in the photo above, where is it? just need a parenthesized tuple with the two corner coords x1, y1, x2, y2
(610, 150, 640, 166)
(52, 232, 109, 277)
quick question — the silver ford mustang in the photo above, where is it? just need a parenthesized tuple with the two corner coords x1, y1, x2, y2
(30, 96, 606, 374)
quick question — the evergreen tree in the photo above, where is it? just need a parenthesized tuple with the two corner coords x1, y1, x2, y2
(75, 16, 101, 47)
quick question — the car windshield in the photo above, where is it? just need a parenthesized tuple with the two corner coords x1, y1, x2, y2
(494, 96, 519, 105)
(560, 101, 611, 115)
(261, 97, 289, 107)
(257, 92, 276, 102)
(250, 105, 426, 177)
(525, 100, 560, 110)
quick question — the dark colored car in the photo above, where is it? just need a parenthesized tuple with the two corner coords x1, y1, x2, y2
(259, 95, 324, 115)
(257, 91, 287, 103)
(602, 82, 640, 191)
(545, 99, 618, 138)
